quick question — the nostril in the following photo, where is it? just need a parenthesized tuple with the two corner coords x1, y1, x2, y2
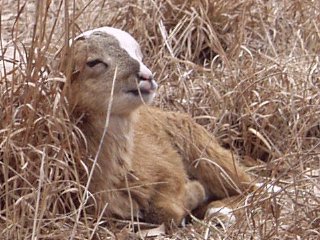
(138, 72, 153, 81)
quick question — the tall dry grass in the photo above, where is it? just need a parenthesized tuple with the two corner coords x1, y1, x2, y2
(0, 0, 319, 239)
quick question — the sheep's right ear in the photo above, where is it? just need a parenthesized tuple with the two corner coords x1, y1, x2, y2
(71, 69, 80, 82)
(69, 39, 88, 82)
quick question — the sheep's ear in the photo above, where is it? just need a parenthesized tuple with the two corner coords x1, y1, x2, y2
(69, 39, 88, 82)
(71, 69, 80, 82)
(75, 36, 86, 41)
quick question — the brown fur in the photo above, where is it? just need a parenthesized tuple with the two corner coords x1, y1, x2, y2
(67, 30, 252, 226)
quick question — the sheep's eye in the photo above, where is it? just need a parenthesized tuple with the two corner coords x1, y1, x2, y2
(86, 59, 107, 68)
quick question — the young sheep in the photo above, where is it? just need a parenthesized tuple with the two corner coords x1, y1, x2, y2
(67, 27, 252, 226)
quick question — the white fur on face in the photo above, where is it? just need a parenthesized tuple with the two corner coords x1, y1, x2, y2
(75, 27, 153, 80)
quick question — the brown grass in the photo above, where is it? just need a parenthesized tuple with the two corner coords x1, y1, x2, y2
(1, 0, 319, 239)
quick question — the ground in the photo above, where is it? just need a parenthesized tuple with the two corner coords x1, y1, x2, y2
(0, 0, 319, 239)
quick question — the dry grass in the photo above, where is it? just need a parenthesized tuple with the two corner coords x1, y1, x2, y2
(1, 0, 319, 239)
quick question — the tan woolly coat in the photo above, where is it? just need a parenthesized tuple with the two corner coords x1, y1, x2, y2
(68, 27, 252, 225)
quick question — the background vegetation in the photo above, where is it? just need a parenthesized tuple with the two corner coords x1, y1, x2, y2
(0, 0, 319, 239)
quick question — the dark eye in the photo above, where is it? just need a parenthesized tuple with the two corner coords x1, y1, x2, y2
(86, 59, 108, 68)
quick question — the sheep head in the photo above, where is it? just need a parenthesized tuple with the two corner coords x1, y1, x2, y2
(69, 27, 157, 116)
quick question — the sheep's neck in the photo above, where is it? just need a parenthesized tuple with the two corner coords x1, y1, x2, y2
(83, 113, 134, 177)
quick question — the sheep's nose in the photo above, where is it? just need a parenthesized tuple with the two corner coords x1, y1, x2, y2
(138, 63, 153, 82)
(138, 72, 153, 81)
(137, 71, 158, 91)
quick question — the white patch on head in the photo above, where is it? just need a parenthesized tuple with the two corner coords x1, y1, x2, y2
(207, 207, 236, 225)
(75, 27, 153, 80)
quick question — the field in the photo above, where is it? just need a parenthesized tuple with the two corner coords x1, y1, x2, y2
(0, 0, 319, 239)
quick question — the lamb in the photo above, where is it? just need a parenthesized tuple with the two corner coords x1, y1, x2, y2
(67, 27, 253, 226)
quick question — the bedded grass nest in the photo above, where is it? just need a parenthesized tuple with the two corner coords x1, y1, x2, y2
(0, 0, 319, 239)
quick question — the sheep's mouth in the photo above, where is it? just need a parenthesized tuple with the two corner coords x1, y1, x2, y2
(126, 80, 158, 96)
(127, 89, 151, 96)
